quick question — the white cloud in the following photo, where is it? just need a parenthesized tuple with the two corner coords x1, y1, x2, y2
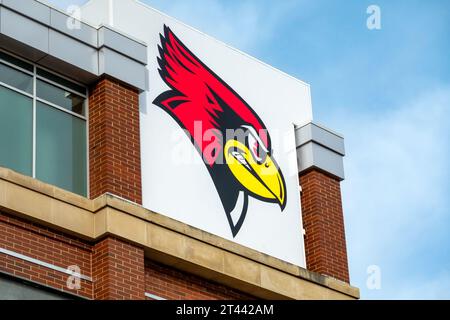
(396, 271, 450, 300)
(336, 86, 450, 299)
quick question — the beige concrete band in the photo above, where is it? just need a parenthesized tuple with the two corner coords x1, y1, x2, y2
(0, 167, 359, 300)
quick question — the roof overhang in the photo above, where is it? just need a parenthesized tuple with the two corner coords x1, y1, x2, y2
(0, 0, 148, 91)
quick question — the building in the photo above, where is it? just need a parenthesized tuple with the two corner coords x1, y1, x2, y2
(0, 0, 359, 300)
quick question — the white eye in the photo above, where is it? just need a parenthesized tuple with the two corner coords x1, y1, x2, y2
(247, 133, 261, 161)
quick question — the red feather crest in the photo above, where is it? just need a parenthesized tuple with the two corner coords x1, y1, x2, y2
(154, 25, 270, 165)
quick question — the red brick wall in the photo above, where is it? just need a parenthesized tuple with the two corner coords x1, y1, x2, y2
(0, 213, 147, 300)
(89, 77, 142, 204)
(0, 211, 256, 300)
(0, 212, 93, 298)
(92, 237, 145, 300)
(145, 260, 253, 300)
(299, 170, 350, 283)
(0, 207, 257, 301)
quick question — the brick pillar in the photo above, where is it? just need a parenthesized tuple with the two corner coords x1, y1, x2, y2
(92, 237, 145, 300)
(299, 169, 349, 283)
(89, 77, 142, 204)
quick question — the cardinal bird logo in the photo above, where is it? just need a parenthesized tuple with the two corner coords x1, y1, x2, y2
(154, 25, 287, 237)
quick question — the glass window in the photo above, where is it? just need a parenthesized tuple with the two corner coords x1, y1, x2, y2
(0, 62, 33, 94)
(0, 86, 33, 175)
(0, 51, 33, 72)
(37, 79, 85, 116)
(0, 51, 87, 197)
(36, 102, 87, 196)
(0, 274, 72, 300)
(37, 68, 86, 95)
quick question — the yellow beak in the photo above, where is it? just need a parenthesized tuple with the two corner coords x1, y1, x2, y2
(224, 139, 286, 209)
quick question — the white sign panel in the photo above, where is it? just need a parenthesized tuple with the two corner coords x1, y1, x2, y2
(82, 0, 312, 267)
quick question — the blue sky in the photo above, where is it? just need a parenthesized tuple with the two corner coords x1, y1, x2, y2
(48, 0, 450, 299)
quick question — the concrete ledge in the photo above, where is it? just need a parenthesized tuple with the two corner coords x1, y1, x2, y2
(0, 167, 359, 300)
(0, 0, 147, 91)
(296, 122, 346, 180)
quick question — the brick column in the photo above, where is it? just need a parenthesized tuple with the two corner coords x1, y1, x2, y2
(89, 77, 142, 204)
(92, 237, 145, 300)
(296, 123, 349, 283)
(299, 170, 349, 283)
